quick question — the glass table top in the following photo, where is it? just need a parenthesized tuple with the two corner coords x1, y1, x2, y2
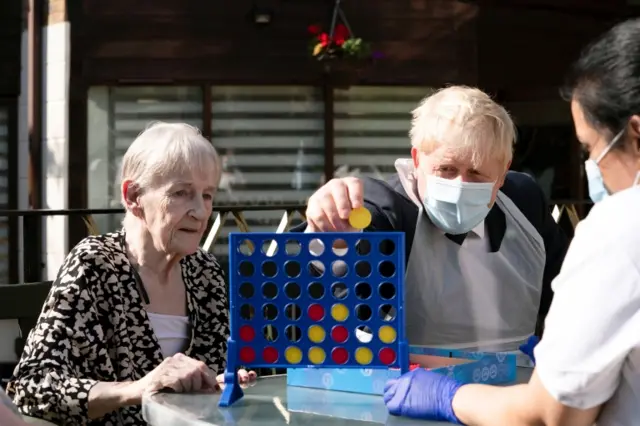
(142, 368, 532, 426)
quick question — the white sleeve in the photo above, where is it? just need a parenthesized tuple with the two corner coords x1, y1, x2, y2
(534, 217, 640, 409)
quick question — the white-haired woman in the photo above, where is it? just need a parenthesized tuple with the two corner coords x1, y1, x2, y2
(7, 122, 255, 425)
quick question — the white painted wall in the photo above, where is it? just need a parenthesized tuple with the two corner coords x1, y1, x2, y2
(41, 21, 70, 280)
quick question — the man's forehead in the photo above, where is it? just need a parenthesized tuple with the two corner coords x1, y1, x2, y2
(426, 145, 474, 164)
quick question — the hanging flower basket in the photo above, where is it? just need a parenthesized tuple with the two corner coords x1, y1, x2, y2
(306, 1, 382, 87)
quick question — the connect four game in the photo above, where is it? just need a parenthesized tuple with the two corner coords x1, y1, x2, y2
(219, 215, 407, 407)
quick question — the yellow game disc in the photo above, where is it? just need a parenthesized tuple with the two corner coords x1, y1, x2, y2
(331, 303, 349, 322)
(308, 347, 326, 364)
(307, 325, 326, 343)
(355, 347, 373, 365)
(378, 325, 397, 344)
(285, 346, 303, 364)
(348, 207, 372, 230)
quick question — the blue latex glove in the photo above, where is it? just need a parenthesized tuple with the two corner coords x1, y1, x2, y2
(519, 335, 540, 365)
(383, 368, 464, 423)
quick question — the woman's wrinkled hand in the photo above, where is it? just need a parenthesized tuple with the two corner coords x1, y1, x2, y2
(133, 353, 220, 398)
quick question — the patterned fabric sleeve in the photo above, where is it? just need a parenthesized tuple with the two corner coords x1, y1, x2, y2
(7, 247, 111, 425)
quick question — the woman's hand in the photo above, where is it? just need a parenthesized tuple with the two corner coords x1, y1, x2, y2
(384, 368, 464, 423)
(133, 353, 220, 399)
(217, 369, 258, 389)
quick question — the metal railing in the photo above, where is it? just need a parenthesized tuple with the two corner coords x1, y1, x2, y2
(0, 199, 590, 281)
(0, 200, 588, 376)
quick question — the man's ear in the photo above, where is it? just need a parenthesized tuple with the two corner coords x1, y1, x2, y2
(411, 147, 420, 169)
(498, 160, 511, 187)
(122, 180, 143, 216)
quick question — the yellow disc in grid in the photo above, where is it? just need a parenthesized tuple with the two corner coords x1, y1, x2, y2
(285, 346, 302, 364)
(308, 347, 326, 364)
(331, 303, 349, 322)
(378, 325, 397, 344)
(355, 347, 373, 365)
(308, 325, 326, 343)
(348, 207, 372, 230)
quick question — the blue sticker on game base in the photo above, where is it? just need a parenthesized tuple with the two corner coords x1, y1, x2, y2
(219, 231, 407, 407)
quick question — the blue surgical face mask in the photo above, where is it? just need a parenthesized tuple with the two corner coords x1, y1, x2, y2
(422, 175, 495, 235)
(585, 129, 624, 203)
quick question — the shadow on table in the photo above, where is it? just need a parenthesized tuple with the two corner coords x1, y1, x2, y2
(286, 385, 389, 424)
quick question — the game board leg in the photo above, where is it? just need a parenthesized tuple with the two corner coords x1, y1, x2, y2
(218, 339, 244, 407)
(398, 340, 409, 375)
(218, 369, 244, 407)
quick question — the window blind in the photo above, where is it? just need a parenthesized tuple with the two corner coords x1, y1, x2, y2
(210, 86, 324, 261)
(88, 86, 203, 233)
(333, 86, 431, 180)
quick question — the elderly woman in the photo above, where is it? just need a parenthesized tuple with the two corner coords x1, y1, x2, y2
(383, 18, 640, 425)
(7, 122, 255, 425)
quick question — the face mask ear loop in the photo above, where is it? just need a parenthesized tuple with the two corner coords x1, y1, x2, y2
(596, 129, 625, 164)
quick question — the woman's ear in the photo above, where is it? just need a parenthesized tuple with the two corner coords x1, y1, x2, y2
(630, 115, 640, 155)
(122, 180, 143, 216)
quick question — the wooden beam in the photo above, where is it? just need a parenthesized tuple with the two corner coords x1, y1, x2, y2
(202, 84, 212, 140)
(5, 99, 19, 283)
(25, 0, 43, 281)
(66, 0, 89, 250)
(322, 76, 334, 183)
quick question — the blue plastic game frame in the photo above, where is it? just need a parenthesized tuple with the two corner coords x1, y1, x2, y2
(219, 231, 408, 407)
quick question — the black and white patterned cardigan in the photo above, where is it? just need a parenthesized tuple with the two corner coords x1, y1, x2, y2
(6, 231, 229, 425)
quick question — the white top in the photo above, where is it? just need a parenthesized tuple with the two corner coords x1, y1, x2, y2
(147, 312, 190, 358)
(534, 185, 640, 425)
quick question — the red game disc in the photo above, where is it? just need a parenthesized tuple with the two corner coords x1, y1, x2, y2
(307, 304, 325, 321)
(330, 325, 348, 343)
(239, 325, 255, 342)
(262, 346, 279, 363)
(378, 347, 396, 365)
(331, 347, 349, 364)
(239, 347, 256, 363)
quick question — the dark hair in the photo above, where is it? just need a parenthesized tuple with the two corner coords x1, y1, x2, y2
(561, 18, 640, 139)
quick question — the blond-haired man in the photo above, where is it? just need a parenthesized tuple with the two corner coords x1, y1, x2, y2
(300, 86, 569, 351)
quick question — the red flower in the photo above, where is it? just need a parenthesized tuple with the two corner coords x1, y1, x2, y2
(335, 23, 350, 39)
(318, 32, 330, 47)
(308, 24, 322, 35)
(334, 35, 345, 46)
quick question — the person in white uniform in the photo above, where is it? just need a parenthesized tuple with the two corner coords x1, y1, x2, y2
(383, 18, 640, 425)
(297, 85, 569, 352)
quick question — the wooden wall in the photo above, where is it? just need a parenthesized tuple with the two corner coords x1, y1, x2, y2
(69, 0, 635, 94)
(71, 0, 479, 86)
(478, 1, 631, 100)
